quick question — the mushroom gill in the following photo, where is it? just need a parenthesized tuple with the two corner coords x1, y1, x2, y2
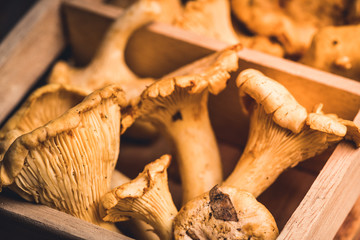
(130, 46, 240, 203)
(223, 69, 360, 197)
(0, 84, 87, 164)
(101, 154, 177, 240)
(0, 85, 127, 231)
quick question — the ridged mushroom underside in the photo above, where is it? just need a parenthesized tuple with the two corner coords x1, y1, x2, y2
(0, 84, 86, 163)
(131, 47, 239, 203)
(224, 68, 358, 197)
(0, 85, 126, 228)
(224, 103, 344, 197)
(102, 154, 177, 240)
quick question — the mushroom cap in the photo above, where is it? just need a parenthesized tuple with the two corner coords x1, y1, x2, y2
(136, 45, 239, 116)
(0, 84, 126, 223)
(0, 84, 87, 164)
(307, 113, 347, 137)
(165, 44, 241, 80)
(102, 154, 172, 218)
(237, 68, 307, 133)
(126, 46, 239, 204)
(101, 154, 177, 240)
(173, 185, 278, 240)
(300, 24, 360, 81)
(121, 46, 240, 130)
(340, 119, 360, 147)
(231, 0, 347, 56)
(309, 103, 360, 147)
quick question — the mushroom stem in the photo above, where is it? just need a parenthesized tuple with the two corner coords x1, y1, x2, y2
(223, 104, 341, 197)
(164, 91, 222, 203)
(88, 0, 159, 81)
(132, 46, 239, 204)
(48, 0, 159, 98)
(223, 69, 359, 198)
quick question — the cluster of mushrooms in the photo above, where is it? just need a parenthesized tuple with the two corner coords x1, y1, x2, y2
(1, 0, 360, 239)
(110, 0, 360, 81)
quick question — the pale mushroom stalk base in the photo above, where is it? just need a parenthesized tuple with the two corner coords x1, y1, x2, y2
(224, 104, 342, 197)
(147, 89, 222, 203)
(48, 0, 159, 98)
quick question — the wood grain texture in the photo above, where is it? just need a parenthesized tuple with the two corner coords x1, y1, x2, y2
(0, 0, 37, 42)
(0, 193, 131, 240)
(0, 0, 65, 124)
(62, 0, 123, 65)
(335, 195, 360, 239)
(258, 168, 317, 231)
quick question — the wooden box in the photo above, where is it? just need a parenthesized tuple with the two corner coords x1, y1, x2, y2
(0, 0, 359, 239)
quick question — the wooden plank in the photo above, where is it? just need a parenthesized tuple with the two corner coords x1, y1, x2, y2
(62, 0, 123, 66)
(0, 0, 65, 125)
(258, 168, 316, 231)
(335, 194, 360, 239)
(0, 192, 130, 240)
(278, 112, 360, 240)
(0, 0, 37, 42)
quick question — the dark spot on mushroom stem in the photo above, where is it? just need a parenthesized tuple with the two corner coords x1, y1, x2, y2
(209, 185, 239, 222)
(332, 40, 338, 46)
(186, 229, 200, 240)
(172, 111, 183, 122)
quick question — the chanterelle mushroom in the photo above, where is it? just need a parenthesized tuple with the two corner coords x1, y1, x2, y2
(128, 46, 240, 203)
(172, 0, 284, 57)
(223, 69, 360, 197)
(101, 154, 177, 240)
(110, 169, 160, 240)
(230, 0, 348, 57)
(173, 185, 278, 240)
(0, 84, 87, 164)
(48, 0, 160, 99)
(0, 85, 127, 231)
(300, 24, 360, 81)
